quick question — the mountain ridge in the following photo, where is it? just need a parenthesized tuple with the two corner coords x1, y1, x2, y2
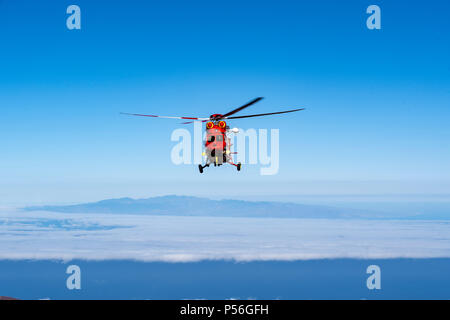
(24, 195, 403, 219)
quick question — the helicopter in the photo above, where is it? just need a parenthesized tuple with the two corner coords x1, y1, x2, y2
(121, 97, 304, 173)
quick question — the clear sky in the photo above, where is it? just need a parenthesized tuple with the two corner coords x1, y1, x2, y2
(0, 0, 449, 204)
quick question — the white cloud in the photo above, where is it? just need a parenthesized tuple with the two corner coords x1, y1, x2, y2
(1, 209, 450, 261)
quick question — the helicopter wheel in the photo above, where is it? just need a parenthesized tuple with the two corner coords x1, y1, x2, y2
(198, 164, 203, 174)
(237, 162, 241, 171)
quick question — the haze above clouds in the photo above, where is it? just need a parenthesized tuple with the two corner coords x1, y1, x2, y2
(24, 195, 449, 220)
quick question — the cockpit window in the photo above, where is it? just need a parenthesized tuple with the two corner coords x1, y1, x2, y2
(216, 135, 223, 142)
(207, 135, 215, 142)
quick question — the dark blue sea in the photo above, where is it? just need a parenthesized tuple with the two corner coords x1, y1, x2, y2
(1, 259, 449, 300)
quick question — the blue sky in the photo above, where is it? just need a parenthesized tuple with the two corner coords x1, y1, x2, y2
(0, 0, 449, 204)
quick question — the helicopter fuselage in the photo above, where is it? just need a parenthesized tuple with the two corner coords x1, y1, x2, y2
(205, 120, 228, 165)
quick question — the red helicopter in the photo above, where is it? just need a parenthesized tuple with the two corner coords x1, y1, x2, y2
(122, 97, 304, 173)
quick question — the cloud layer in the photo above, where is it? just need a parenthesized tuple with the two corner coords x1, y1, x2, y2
(1, 209, 450, 262)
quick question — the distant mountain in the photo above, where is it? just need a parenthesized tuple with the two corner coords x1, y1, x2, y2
(24, 195, 396, 219)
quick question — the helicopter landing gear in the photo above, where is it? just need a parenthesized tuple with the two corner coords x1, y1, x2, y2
(227, 161, 241, 172)
(198, 163, 210, 173)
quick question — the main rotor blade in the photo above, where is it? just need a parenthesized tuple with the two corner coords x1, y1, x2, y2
(181, 120, 209, 124)
(120, 112, 209, 121)
(226, 108, 305, 120)
(219, 97, 264, 119)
